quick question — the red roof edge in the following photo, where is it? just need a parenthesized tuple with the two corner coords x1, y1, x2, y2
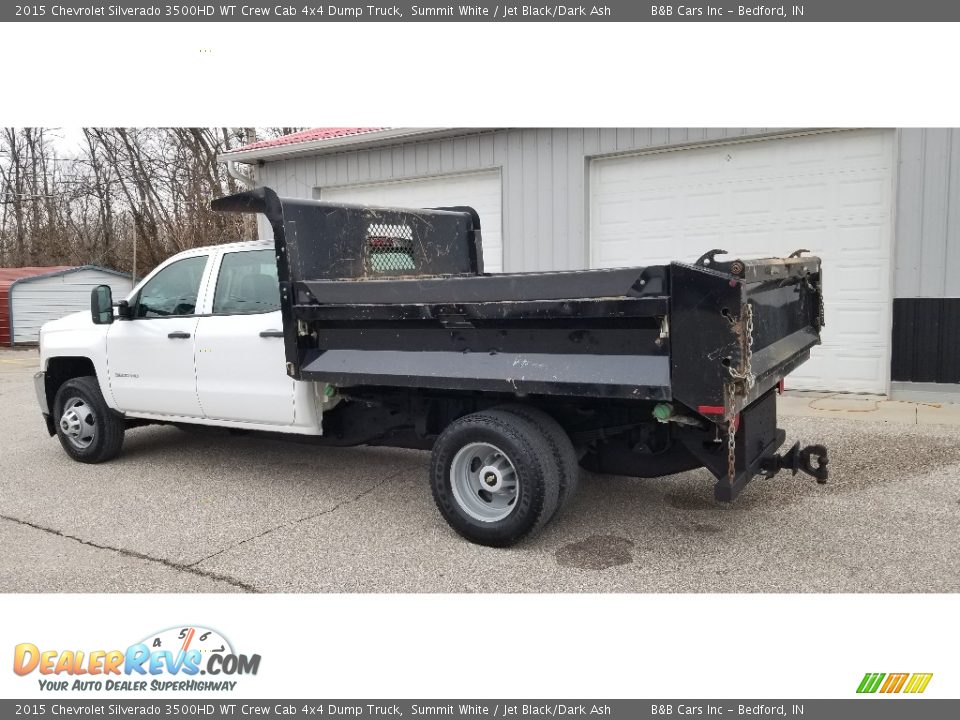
(231, 128, 385, 154)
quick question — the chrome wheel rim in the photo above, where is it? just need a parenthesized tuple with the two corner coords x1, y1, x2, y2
(59, 397, 97, 450)
(450, 442, 519, 523)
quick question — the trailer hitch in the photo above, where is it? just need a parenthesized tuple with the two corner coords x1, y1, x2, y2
(760, 441, 829, 483)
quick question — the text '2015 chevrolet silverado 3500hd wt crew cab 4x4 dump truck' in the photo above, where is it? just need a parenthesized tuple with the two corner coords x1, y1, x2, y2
(35, 186, 829, 547)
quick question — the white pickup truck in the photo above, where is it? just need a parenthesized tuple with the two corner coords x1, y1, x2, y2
(36, 240, 327, 464)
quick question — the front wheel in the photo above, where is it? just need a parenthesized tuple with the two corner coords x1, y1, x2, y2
(430, 409, 560, 547)
(53, 376, 125, 463)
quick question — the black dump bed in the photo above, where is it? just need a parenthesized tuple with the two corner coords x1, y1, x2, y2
(213, 187, 824, 421)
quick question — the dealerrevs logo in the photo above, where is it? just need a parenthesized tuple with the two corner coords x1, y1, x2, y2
(13, 626, 261, 692)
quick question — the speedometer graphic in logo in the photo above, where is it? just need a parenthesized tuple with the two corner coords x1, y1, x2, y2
(139, 626, 233, 658)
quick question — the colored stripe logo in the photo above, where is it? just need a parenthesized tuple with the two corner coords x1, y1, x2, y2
(857, 672, 933, 694)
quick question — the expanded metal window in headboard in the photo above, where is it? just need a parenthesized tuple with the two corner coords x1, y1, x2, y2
(366, 223, 416, 274)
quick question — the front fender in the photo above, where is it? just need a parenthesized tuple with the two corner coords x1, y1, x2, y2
(39, 319, 117, 411)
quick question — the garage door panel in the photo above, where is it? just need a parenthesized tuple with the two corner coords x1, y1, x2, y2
(682, 232, 725, 251)
(590, 130, 894, 393)
(784, 181, 830, 212)
(828, 130, 889, 161)
(786, 344, 888, 394)
(832, 222, 888, 254)
(823, 307, 887, 342)
(783, 136, 831, 166)
(322, 170, 503, 273)
(683, 190, 725, 219)
(830, 261, 889, 302)
(725, 229, 778, 256)
(634, 195, 677, 222)
(782, 224, 829, 251)
(838, 177, 888, 211)
(596, 199, 632, 226)
(732, 187, 776, 217)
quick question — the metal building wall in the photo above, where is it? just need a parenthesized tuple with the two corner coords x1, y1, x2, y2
(890, 128, 960, 389)
(894, 128, 960, 298)
(255, 128, 785, 273)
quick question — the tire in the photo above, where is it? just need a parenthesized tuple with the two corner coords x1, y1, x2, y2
(493, 404, 579, 520)
(430, 409, 560, 547)
(53, 376, 125, 463)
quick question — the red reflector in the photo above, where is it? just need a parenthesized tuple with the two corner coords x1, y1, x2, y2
(777, 378, 785, 394)
(697, 405, 726, 415)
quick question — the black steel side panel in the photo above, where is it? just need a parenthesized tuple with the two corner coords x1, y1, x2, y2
(301, 349, 672, 400)
(309, 326, 664, 355)
(293, 297, 669, 322)
(296, 266, 660, 305)
(891, 298, 960, 383)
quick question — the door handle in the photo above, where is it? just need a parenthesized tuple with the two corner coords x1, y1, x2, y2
(167, 331, 191, 339)
(259, 329, 284, 338)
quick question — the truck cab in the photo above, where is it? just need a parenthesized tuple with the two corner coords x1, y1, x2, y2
(36, 241, 325, 451)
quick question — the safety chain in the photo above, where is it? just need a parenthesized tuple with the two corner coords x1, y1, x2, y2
(728, 302, 756, 391)
(726, 417, 737, 483)
(722, 382, 738, 484)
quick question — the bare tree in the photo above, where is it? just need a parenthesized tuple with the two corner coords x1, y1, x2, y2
(0, 126, 294, 273)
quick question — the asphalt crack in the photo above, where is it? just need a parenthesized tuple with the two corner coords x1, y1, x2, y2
(0, 513, 257, 593)
(187, 468, 402, 570)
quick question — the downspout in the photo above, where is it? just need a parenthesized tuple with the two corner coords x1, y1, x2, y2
(225, 159, 256, 189)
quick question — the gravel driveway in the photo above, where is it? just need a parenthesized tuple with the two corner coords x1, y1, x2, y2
(2, 348, 958, 593)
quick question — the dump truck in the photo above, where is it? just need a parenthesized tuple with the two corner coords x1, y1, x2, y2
(37, 186, 828, 547)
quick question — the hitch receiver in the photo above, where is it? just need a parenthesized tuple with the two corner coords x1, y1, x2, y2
(761, 441, 829, 483)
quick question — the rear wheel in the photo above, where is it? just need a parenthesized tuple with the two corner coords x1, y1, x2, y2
(53, 376, 125, 463)
(430, 409, 560, 547)
(493, 404, 579, 520)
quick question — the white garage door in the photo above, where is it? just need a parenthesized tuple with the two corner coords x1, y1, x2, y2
(321, 170, 503, 273)
(590, 130, 895, 394)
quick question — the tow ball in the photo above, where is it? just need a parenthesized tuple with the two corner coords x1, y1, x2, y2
(760, 442, 829, 483)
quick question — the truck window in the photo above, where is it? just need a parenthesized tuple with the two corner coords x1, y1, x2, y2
(135, 255, 208, 318)
(367, 223, 416, 273)
(212, 249, 281, 314)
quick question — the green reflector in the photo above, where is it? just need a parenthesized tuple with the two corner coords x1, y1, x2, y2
(653, 403, 674, 420)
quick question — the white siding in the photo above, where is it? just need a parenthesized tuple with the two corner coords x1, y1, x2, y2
(894, 128, 960, 298)
(11, 269, 133, 344)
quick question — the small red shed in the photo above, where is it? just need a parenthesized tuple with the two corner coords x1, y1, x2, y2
(0, 267, 72, 345)
(0, 265, 133, 345)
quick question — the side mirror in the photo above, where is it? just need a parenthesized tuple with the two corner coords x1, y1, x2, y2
(90, 285, 114, 325)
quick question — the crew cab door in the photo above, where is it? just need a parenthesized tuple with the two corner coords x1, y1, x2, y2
(107, 254, 210, 417)
(193, 248, 295, 425)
